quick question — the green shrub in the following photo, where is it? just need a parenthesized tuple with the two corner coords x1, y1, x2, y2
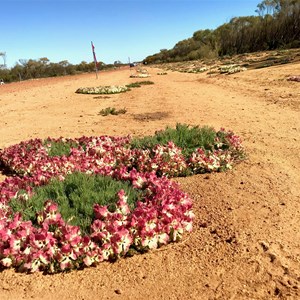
(126, 82, 142, 88)
(255, 62, 274, 69)
(126, 81, 154, 88)
(137, 81, 154, 85)
(99, 107, 127, 116)
(9, 172, 143, 234)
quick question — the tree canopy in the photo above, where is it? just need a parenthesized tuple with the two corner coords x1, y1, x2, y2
(144, 0, 300, 64)
(0, 58, 114, 83)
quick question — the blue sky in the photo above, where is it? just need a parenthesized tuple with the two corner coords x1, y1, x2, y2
(1, 0, 260, 68)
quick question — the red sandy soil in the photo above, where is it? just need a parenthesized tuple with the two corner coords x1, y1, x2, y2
(0, 62, 299, 299)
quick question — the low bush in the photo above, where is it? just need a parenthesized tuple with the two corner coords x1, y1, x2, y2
(126, 82, 142, 88)
(137, 81, 154, 85)
(99, 107, 127, 116)
(76, 86, 129, 94)
(126, 81, 154, 88)
(219, 65, 247, 74)
(129, 74, 150, 78)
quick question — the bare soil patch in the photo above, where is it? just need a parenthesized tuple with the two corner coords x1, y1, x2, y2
(0, 60, 299, 299)
(133, 111, 170, 122)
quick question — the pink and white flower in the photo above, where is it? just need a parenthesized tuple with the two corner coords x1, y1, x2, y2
(0, 128, 244, 273)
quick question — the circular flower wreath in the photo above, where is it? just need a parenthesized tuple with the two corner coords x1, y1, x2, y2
(0, 136, 195, 273)
(75, 85, 129, 94)
(0, 167, 193, 273)
(0, 131, 243, 273)
(130, 74, 150, 78)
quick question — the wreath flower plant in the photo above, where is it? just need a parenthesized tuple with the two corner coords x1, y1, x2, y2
(75, 85, 129, 94)
(219, 65, 247, 74)
(0, 126, 244, 273)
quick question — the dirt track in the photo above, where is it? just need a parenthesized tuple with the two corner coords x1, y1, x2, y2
(0, 62, 299, 299)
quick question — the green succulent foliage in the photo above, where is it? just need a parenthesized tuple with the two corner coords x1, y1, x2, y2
(131, 123, 223, 157)
(9, 172, 143, 234)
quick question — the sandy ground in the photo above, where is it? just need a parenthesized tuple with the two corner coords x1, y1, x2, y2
(0, 62, 299, 300)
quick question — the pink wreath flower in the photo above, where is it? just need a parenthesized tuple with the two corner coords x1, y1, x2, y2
(0, 128, 244, 273)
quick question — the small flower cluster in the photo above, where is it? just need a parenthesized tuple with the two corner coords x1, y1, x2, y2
(75, 85, 129, 94)
(136, 68, 149, 74)
(219, 65, 247, 74)
(129, 142, 188, 177)
(187, 67, 208, 73)
(189, 148, 233, 173)
(130, 74, 150, 78)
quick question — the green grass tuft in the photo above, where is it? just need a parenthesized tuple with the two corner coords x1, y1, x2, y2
(131, 123, 223, 157)
(126, 82, 142, 88)
(44, 139, 79, 157)
(99, 107, 127, 116)
(126, 81, 154, 88)
(9, 172, 143, 234)
(137, 81, 154, 85)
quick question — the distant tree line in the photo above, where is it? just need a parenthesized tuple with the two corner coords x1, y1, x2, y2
(144, 0, 300, 64)
(0, 58, 121, 83)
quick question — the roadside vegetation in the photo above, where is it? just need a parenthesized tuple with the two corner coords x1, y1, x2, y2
(0, 59, 127, 83)
(1, 1, 298, 83)
(144, 0, 300, 64)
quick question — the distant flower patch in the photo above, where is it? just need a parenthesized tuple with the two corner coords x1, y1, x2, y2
(187, 67, 208, 74)
(219, 65, 247, 74)
(130, 74, 150, 78)
(76, 85, 129, 94)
